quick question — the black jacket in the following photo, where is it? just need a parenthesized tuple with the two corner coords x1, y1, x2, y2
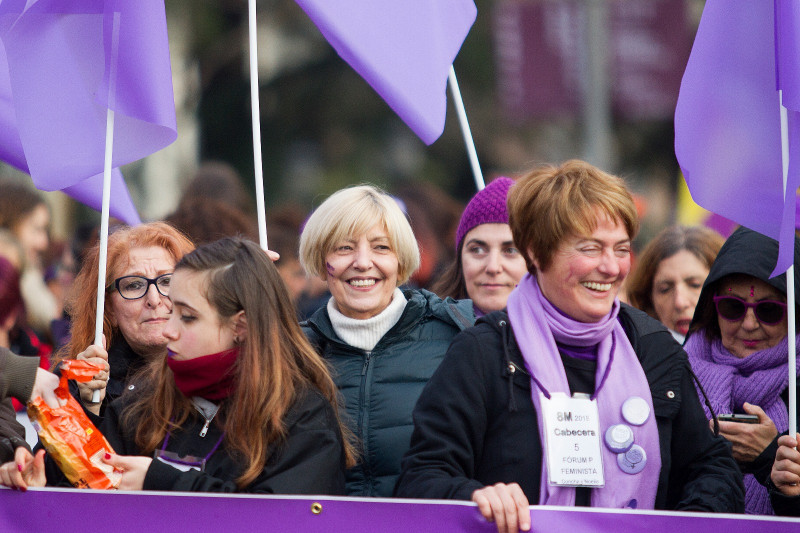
(99, 386, 347, 494)
(395, 305, 745, 512)
(302, 288, 474, 496)
(0, 348, 38, 461)
(63, 337, 147, 427)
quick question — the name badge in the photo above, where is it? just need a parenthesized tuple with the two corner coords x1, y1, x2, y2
(541, 392, 605, 487)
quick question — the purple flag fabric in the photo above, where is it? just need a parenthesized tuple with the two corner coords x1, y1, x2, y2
(2, 489, 798, 532)
(675, 0, 800, 276)
(294, 0, 477, 145)
(0, 0, 176, 191)
(0, 33, 140, 225)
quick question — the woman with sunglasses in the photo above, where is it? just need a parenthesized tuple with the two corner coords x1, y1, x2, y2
(685, 225, 800, 515)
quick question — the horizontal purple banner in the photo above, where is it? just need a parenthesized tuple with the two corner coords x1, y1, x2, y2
(1, 488, 799, 532)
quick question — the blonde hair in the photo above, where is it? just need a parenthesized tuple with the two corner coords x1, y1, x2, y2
(508, 160, 639, 273)
(299, 185, 420, 284)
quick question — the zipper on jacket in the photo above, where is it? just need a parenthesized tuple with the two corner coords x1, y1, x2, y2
(357, 351, 374, 491)
(357, 351, 372, 440)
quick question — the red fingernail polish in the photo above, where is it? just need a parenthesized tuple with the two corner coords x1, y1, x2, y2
(17, 464, 22, 472)
(104, 453, 111, 460)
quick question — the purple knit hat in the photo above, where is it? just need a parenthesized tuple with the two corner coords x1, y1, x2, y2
(455, 176, 514, 250)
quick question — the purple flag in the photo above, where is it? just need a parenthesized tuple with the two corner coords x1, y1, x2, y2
(0, 32, 140, 225)
(294, 0, 477, 145)
(0, 0, 176, 191)
(675, 0, 800, 276)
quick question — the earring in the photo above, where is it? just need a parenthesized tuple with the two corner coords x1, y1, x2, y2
(233, 335, 241, 345)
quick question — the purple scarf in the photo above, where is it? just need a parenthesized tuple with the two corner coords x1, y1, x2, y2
(507, 274, 661, 509)
(685, 331, 800, 515)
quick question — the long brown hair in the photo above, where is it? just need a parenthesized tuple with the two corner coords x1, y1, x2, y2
(431, 240, 468, 300)
(123, 237, 356, 488)
(58, 222, 194, 363)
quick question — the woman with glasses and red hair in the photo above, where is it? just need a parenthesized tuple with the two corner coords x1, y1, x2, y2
(685, 225, 800, 515)
(55, 222, 195, 420)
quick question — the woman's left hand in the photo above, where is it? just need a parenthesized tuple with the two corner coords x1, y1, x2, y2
(715, 402, 778, 463)
(101, 453, 152, 491)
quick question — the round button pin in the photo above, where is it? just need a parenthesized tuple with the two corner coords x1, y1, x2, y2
(604, 424, 634, 453)
(617, 444, 647, 474)
(621, 396, 650, 426)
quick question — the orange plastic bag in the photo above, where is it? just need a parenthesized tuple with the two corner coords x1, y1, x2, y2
(27, 359, 121, 489)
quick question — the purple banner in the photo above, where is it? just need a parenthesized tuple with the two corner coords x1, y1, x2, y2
(2, 489, 799, 533)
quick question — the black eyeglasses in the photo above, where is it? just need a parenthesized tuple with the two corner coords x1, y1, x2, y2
(113, 273, 172, 300)
(713, 295, 787, 325)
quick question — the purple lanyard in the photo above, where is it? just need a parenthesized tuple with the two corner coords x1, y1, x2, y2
(159, 429, 226, 468)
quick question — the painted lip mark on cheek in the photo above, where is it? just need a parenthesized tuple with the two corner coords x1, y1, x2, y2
(750, 285, 755, 297)
(326, 262, 335, 276)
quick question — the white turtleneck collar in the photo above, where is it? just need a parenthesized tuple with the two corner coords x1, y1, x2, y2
(327, 288, 407, 352)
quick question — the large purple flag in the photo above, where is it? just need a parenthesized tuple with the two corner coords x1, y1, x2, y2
(0, 0, 176, 192)
(0, 31, 140, 225)
(675, 0, 800, 276)
(294, 0, 477, 146)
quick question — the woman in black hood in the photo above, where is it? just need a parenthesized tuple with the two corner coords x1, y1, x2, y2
(685, 225, 800, 515)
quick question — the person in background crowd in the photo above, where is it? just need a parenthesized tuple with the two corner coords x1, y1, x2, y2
(165, 197, 258, 246)
(267, 203, 332, 320)
(266, 225, 307, 306)
(628, 225, 724, 343)
(396, 160, 743, 532)
(178, 160, 254, 216)
(0, 255, 59, 464)
(0, 231, 51, 411)
(432, 177, 527, 316)
(0, 182, 56, 341)
(393, 181, 464, 290)
(0, 238, 353, 493)
(0, 229, 24, 271)
(299, 185, 474, 497)
(685, 226, 800, 515)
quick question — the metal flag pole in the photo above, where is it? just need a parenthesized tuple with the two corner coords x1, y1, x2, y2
(448, 67, 485, 191)
(779, 91, 797, 438)
(248, 0, 268, 250)
(91, 12, 121, 404)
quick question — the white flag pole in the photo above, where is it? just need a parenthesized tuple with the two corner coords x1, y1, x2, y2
(448, 67, 485, 191)
(779, 90, 796, 439)
(91, 12, 121, 403)
(248, 0, 268, 250)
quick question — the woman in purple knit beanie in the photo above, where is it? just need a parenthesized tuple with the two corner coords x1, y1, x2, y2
(432, 177, 526, 316)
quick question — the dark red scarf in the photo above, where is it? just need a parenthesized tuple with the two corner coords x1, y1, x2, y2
(166, 347, 239, 401)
